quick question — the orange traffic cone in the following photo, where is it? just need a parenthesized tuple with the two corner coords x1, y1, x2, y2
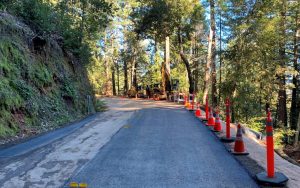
(206, 108, 215, 126)
(195, 103, 201, 117)
(186, 100, 190, 109)
(232, 124, 249, 155)
(190, 101, 194, 111)
(213, 111, 222, 132)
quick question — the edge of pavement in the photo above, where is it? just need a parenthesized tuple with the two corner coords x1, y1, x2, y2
(0, 113, 99, 158)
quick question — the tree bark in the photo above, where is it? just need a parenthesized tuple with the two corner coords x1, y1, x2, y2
(112, 64, 116, 96)
(180, 52, 194, 94)
(210, 0, 217, 107)
(219, 10, 222, 103)
(276, 1, 287, 128)
(132, 50, 138, 92)
(290, 11, 299, 132)
(123, 60, 128, 95)
(178, 28, 194, 93)
(294, 111, 300, 147)
(164, 36, 171, 94)
(203, 0, 216, 105)
(117, 62, 120, 95)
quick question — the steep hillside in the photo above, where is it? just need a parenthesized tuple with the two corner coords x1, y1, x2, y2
(0, 12, 95, 143)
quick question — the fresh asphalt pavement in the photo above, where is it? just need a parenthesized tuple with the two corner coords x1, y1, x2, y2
(68, 104, 259, 188)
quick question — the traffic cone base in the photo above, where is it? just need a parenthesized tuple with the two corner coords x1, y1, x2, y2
(199, 115, 207, 121)
(220, 136, 235, 143)
(212, 129, 222, 133)
(255, 172, 288, 186)
(231, 149, 249, 155)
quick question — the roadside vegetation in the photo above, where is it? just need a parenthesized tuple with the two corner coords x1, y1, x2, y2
(95, 99, 108, 112)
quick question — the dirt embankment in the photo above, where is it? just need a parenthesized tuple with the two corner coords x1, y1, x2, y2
(0, 12, 95, 145)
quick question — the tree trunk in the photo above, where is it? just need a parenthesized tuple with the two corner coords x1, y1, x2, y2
(180, 52, 194, 94)
(178, 28, 194, 93)
(164, 36, 171, 94)
(290, 11, 299, 132)
(117, 62, 120, 95)
(203, 0, 217, 105)
(112, 64, 116, 96)
(219, 10, 222, 103)
(210, 0, 217, 107)
(294, 111, 300, 147)
(203, 28, 212, 104)
(132, 51, 138, 92)
(124, 60, 128, 95)
(276, 1, 287, 128)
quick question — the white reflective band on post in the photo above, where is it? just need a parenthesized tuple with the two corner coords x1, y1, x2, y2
(266, 121, 272, 126)
(266, 132, 273, 136)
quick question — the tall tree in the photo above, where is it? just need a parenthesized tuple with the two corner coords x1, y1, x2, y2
(276, 0, 287, 128)
(202, 0, 217, 105)
(134, 0, 205, 94)
(290, 1, 300, 145)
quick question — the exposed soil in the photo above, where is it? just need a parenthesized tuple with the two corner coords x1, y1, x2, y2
(283, 145, 300, 164)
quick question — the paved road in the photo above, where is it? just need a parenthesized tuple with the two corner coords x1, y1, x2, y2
(68, 102, 259, 188)
(0, 98, 137, 187)
(0, 115, 97, 158)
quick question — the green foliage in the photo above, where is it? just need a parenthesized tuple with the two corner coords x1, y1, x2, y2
(95, 99, 107, 112)
(0, 79, 24, 110)
(0, 10, 98, 138)
(274, 128, 296, 149)
(0, 109, 17, 137)
(62, 78, 77, 99)
(245, 117, 265, 133)
(87, 56, 106, 94)
(29, 64, 53, 88)
(1, 0, 113, 63)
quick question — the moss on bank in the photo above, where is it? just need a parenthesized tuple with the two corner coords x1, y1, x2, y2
(0, 12, 95, 140)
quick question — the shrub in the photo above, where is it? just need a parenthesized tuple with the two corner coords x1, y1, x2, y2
(95, 99, 107, 112)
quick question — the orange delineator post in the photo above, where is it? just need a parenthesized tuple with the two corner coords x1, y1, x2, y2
(226, 98, 231, 139)
(205, 96, 209, 120)
(255, 109, 288, 186)
(191, 93, 195, 110)
(221, 98, 235, 142)
(266, 110, 274, 178)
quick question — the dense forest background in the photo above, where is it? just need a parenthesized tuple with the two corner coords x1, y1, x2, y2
(0, 0, 299, 152)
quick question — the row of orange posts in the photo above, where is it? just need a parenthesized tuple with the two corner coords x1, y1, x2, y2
(183, 94, 288, 186)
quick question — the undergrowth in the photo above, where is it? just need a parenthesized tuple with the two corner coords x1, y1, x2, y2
(0, 15, 94, 139)
(95, 99, 107, 112)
